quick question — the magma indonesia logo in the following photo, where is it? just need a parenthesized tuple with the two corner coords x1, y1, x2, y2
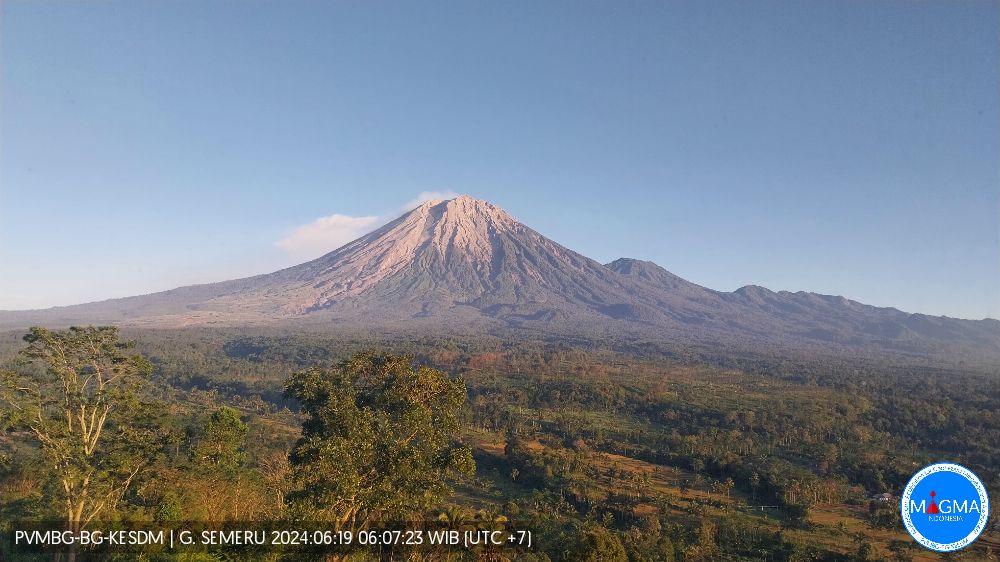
(901, 463, 990, 552)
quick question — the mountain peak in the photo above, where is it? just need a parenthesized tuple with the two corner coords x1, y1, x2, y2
(407, 195, 510, 222)
(606, 257, 696, 292)
(408, 195, 523, 246)
(606, 258, 661, 276)
(262, 194, 549, 311)
(439, 194, 506, 215)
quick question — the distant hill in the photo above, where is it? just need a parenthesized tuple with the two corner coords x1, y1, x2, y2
(2, 195, 998, 365)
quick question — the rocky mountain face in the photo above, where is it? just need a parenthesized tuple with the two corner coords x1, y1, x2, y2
(2, 195, 998, 364)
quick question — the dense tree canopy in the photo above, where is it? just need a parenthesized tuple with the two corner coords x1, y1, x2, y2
(284, 352, 475, 531)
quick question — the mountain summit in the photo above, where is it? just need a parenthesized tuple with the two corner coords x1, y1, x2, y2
(283, 194, 636, 314)
(0, 196, 644, 326)
(2, 195, 998, 364)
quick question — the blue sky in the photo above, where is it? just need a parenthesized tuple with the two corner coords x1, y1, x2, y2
(1, 0, 997, 319)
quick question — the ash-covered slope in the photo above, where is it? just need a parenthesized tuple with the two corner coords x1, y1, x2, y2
(0, 197, 662, 328)
(1, 195, 997, 364)
(276, 195, 646, 321)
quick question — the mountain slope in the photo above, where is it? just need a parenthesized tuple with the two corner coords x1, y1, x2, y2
(0, 197, 658, 327)
(1, 196, 997, 364)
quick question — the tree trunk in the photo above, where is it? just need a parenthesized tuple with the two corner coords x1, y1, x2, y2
(65, 519, 79, 562)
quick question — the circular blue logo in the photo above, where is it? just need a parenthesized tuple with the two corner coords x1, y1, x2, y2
(901, 463, 989, 552)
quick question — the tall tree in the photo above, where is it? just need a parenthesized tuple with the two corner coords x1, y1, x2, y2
(189, 406, 249, 520)
(284, 352, 474, 532)
(191, 406, 247, 478)
(1, 326, 154, 561)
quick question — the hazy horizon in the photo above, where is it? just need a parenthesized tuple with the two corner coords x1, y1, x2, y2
(1, 1, 997, 320)
(0, 193, 993, 323)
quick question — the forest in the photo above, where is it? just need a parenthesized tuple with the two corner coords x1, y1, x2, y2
(0, 326, 998, 561)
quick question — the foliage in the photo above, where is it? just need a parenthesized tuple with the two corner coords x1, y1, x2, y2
(568, 526, 627, 562)
(283, 352, 475, 530)
(191, 406, 248, 479)
(2, 327, 999, 560)
(0, 326, 155, 532)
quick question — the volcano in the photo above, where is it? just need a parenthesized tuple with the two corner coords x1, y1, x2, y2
(2, 195, 998, 364)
